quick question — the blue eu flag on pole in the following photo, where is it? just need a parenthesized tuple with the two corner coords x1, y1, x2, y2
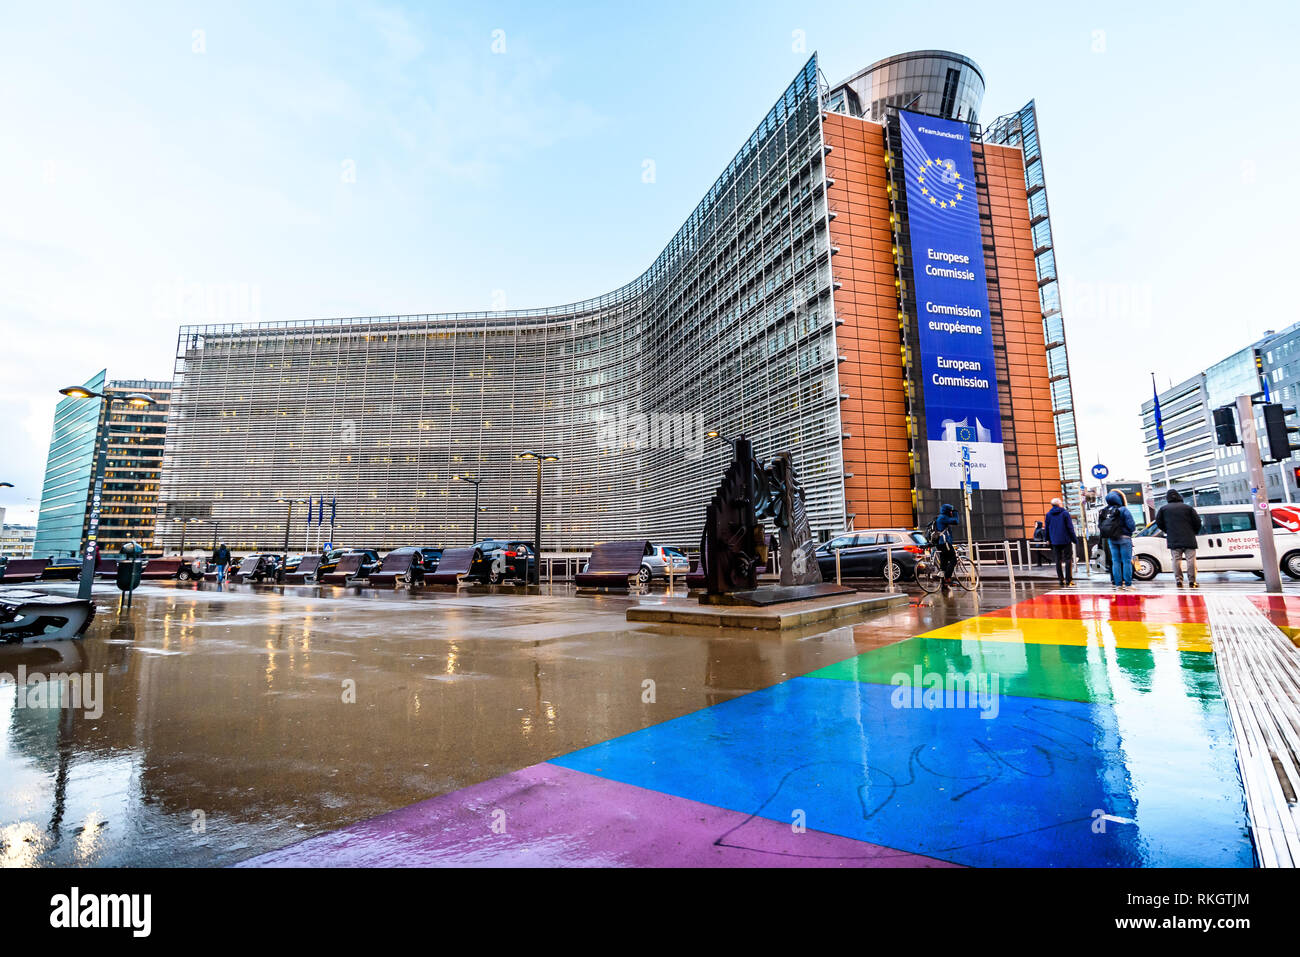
(330, 496, 336, 525)
(1151, 374, 1166, 452)
(307, 497, 314, 525)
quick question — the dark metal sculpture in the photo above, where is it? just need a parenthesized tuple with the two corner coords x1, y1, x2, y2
(701, 436, 824, 598)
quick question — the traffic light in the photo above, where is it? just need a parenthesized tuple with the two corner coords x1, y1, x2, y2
(1262, 403, 1300, 462)
(1213, 405, 1239, 446)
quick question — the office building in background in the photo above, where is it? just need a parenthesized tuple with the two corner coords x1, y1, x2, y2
(157, 51, 1077, 552)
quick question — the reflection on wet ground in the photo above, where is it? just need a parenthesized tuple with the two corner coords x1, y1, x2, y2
(1, 579, 1000, 866)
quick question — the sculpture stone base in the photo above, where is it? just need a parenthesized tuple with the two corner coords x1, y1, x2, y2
(699, 582, 854, 607)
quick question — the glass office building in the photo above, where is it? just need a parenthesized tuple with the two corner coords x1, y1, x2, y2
(33, 370, 107, 558)
(158, 52, 1070, 552)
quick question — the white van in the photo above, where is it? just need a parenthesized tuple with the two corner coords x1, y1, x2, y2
(1131, 503, 1300, 581)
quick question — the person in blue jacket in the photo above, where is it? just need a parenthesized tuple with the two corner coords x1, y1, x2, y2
(1044, 498, 1078, 587)
(933, 502, 961, 585)
(1101, 489, 1137, 589)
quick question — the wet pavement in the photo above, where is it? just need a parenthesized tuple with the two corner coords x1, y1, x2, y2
(0, 575, 1289, 867)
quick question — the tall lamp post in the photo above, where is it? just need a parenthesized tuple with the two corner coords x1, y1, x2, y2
(176, 517, 203, 556)
(275, 498, 306, 582)
(453, 474, 484, 542)
(58, 385, 157, 600)
(517, 452, 559, 585)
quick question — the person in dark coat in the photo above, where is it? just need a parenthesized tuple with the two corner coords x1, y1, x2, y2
(211, 542, 231, 586)
(933, 503, 961, 585)
(1044, 498, 1079, 586)
(1101, 490, 1137, 588)
(1031, 521, 1048, 566)
(1155, 489, 1202, 588)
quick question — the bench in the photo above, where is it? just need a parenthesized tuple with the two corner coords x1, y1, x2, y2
(425, 547, 477, 587)
(235, 555, 266, 583)
(368, 551, 418, 588)
(283, 554, 323, 584)
(0, 590, 96, 642)
(320, 554, 363, 587)
(0, 559, 49, 584)
(575, 540, 650, 591)
(141, 557, 183, 580)
(95, 557, 119, 579)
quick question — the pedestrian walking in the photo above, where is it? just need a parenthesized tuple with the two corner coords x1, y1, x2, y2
(1032, 521, 1048, 567)
(1098, 490, 1136, 589)
(211, 542, 231, 586)
(1044, 498, 1078, 586)
(1155, 489, 1202, 588)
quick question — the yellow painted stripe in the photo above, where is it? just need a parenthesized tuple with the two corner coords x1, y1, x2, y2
(919, 616, 1213, 654)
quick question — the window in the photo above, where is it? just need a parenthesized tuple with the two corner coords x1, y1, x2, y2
(1201, 512, 1256, 534)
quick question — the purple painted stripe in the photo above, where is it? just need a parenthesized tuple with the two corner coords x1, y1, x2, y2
(239, 762, 956, 868)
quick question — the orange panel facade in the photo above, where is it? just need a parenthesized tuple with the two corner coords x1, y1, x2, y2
(822, 110, 1062, 536)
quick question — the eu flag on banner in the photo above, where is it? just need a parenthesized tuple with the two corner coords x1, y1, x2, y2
(330, 496, 336, 525)
(1151, 374, 1166, 452)
(307, 497, 314, 525)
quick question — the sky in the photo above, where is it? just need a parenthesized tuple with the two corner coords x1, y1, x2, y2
(2, 0, 1297, 524)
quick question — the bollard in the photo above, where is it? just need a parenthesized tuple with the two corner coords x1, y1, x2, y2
(835, 548, 842, 585)
(1004, 540, 1015, 592)
(886, 544, 895, 592)
(668, 561, 674, 594)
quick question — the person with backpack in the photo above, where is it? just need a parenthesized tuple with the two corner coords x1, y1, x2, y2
(931, 503, 961, 586)
(1155, 489, 1202, 588)
(211, 542, 231, 586)
(1099, 490, 1137, 589)
(1044, 499, 1078, 587)
(1031, 521, 1048, 567)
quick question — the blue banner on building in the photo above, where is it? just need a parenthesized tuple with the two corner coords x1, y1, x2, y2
(900, 110, 1007, 490)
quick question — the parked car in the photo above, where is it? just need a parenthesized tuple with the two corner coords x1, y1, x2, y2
(640, 545, 691, 584)
(176, 555, 208, 581)
(317, 548, 381, 577)
(468, 540, 535, 584)
(282, 553, 306, 574)
(1132, 503, 1300, 581)
(39, 556, 84, 581)
(418, 547, 444, 571)
(816, 529, 928, 581)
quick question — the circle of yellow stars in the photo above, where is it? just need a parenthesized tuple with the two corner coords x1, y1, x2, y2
(916, 158, 964, 209)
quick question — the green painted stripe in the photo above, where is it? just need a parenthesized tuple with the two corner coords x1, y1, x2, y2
(808, 636, 1223, 705)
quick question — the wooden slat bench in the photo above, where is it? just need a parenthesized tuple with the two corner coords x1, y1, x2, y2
(425, 547, 477, 587)
(369, 551, 418, 588)
(141, 557, 183, 580)
(283, 554, 323, 584)
(320, 554, 363, 587)
(574, 540, 650, 591)
(235, 555, 266, 583)
(1, 559, 49, 584)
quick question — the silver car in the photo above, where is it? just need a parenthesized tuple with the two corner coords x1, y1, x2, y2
(639, 544, 692, 584)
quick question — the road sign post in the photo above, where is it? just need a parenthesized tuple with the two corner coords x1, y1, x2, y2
(1237, 394, 1283, 594)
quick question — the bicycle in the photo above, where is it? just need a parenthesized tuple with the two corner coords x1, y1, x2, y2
(915, 543, 979, 594)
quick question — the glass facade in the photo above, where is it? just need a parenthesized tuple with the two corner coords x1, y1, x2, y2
(984, 101, 1084, 509)
(158, 57, 844, 552)
(827, 50, 985, 125)
(33, 369, 106, 559)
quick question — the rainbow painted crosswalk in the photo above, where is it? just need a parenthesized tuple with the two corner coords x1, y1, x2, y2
(245, 592, 1256, 868)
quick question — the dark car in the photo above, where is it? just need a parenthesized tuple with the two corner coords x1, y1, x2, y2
(816, 529, 928, 582)
(418, 547, 443, 571)
(468, 539, 535, 584)
(39, 556, 84, 581)
(317, 547, 381, 577)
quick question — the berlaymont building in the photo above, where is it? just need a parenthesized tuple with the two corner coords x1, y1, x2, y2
(156, 51, 1080, 553)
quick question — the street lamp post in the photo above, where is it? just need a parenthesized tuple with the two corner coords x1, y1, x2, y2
(58, 386, 157, 600)
(517, 452, 559, 585)
(276, 498, 305, 583)
(453, 474, 484, 543)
